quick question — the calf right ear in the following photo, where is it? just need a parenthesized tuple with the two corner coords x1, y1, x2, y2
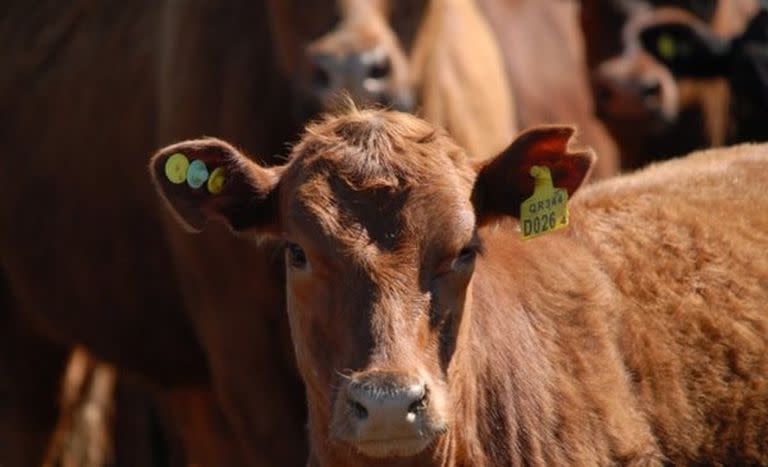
(149, 138, 282, 235)
(472, 126, 595, 226)
(639, 21, 732, 78)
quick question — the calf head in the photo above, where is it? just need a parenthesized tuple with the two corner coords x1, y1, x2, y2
(150, 110, 594, 461)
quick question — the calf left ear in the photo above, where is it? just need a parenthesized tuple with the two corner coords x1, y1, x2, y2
(149, 138, 282, 235)
(472, 126, 595, 225)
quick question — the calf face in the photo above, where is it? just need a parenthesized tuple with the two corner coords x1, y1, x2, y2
(150, 110, 594, 460)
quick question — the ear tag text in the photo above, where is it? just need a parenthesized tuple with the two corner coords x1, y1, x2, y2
(520, 165, 568, 240)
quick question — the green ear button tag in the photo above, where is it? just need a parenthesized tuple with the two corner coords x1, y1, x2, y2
(165, 153, 189, 184)
(658, 34, 677, 60)
(520, 166, 568, 240)
(186, 160, 209, 189)
(207, 166, 226, 194)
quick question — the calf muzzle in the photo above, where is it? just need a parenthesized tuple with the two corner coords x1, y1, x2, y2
(331, 370, 443, 458)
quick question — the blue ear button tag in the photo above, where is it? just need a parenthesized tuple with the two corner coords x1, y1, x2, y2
(186, 160, 209, 189)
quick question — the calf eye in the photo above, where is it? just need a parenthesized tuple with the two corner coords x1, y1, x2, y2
(455, 247, 478, 267)
(286, 243, 308, 269)
(368, 56, 391, 80)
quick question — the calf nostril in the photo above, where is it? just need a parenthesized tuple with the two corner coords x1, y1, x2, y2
(407, 392, 428, 415)
(348, 399, 368, 420)
(596, 85, 613, 103)
(592, 77, 614, 103)
(367, 56, 391, 80)
(407, 397, 426, 415)
(311, 64, 331, 89)
(641, 81, 661, 98)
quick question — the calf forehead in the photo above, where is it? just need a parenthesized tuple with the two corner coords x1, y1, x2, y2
(288, 167, 473, 253)
(291, 174, 411, 252)
(282, 111, 475, 254)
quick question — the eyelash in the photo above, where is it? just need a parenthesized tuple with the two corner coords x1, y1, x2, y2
(286, 243, 308, 269)
(456, 246, 478, 265)
(432, 245, 481, 279)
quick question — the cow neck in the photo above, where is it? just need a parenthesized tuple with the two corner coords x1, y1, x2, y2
(339, 0, 387, 25)
(441, 234, 568, 466)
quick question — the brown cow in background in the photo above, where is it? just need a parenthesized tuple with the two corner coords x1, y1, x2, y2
(0, 285, 71, 467)
(1, 1, 303, 465)
(152, 107, 768, 466)
(585, 0, 760, 168)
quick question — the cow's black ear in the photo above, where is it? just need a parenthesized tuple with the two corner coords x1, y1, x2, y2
(639, 21, 732, 77)
(149, 138, 282, 235)
(471, 126, 595, 226)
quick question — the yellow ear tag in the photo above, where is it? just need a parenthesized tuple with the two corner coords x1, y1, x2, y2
(207, 166, 226, 194)
(165, 153, 189, 184)
(658, 34, 677, 60)
(520, 166, 568, 240)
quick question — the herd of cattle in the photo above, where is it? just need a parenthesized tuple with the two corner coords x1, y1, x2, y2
(1, 0, 766, 466)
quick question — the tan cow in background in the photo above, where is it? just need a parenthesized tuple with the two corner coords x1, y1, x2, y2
(276, 0, 619, 176)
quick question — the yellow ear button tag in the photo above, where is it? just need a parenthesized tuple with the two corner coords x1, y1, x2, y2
(165, 153, 189, 184)
(520, 166, 568, 240)
(658, 34, 676, 60)
(207, 166, 226, 194)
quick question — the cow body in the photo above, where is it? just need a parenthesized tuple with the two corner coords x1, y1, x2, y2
(0, 1, 306, 465)
(478, 0, 619, 176)
(153, 109, 768, 466)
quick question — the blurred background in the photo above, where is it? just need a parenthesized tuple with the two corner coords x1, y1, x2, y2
(1, 0, 765, 465)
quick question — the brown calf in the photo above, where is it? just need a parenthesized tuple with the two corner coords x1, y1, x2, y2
(153, 108, 768, 466)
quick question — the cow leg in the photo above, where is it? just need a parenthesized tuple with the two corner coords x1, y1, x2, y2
(111, 379, 188, 467)
(0, 278, 69, 467)
(42, 348, 116, 467)
(43, 347, 191, 467)
(159, 387, 249, 467)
